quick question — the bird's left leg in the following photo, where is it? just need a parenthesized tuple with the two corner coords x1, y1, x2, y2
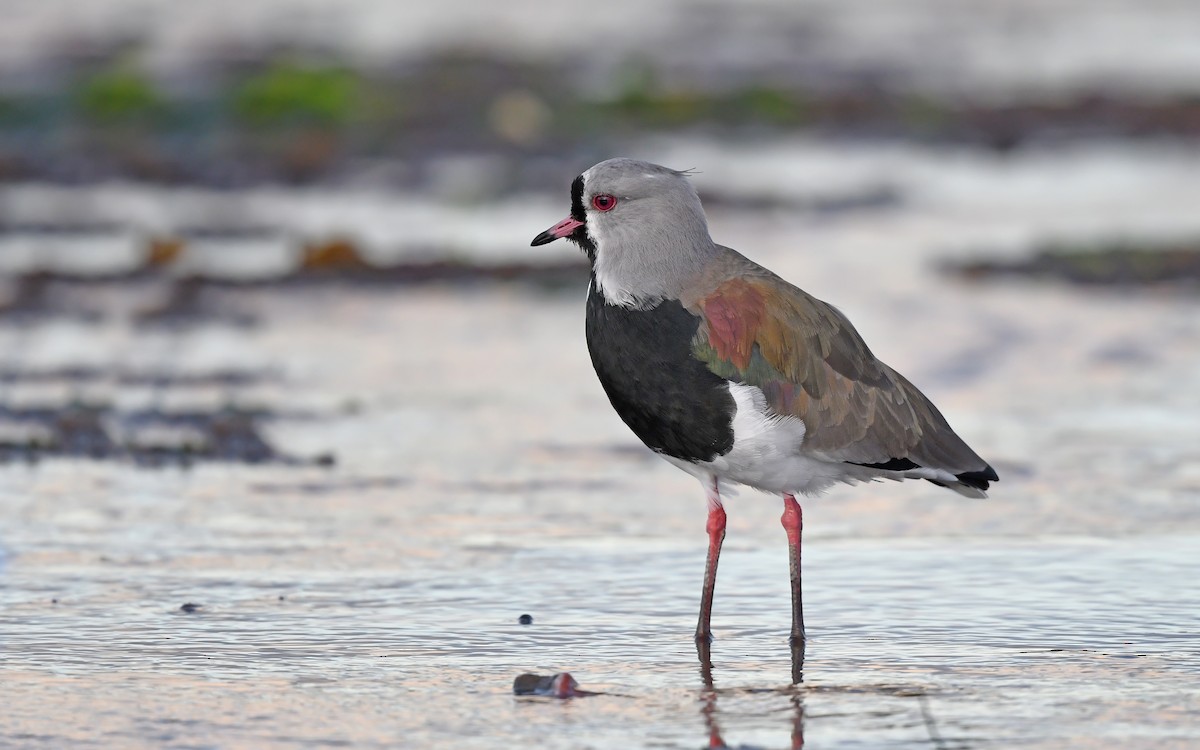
(781, 493, 806, 645)
(695, 476, 725, 645)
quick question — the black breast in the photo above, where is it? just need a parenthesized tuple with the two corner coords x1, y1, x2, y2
(585, 283, 736, 463)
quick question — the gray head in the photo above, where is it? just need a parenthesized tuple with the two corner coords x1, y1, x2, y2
(531, 158, 717, 308)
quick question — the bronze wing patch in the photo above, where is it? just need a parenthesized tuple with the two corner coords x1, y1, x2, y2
(692, 275, 973, 468)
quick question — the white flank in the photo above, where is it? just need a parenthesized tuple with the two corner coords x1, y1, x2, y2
(665, 382, 982, 498)
(667, 383, 847, 496)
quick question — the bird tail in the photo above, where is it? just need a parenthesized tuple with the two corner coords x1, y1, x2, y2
(923, 465, 998, 499)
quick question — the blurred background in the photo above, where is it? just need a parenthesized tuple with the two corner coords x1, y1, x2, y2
(0, 0, 1198, 465)
(1, 1, 1198, 748)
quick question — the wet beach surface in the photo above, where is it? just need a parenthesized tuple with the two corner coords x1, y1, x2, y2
(1, 157, 1199, 745)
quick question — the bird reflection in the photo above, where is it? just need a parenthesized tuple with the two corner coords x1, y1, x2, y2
(790, 638, 805, 686)
(696, 637, 805, 685)
(697, 640, 806, 749)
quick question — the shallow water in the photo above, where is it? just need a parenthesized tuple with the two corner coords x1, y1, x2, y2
(1, 259, 1198, 747)
(2, 471, 1197, 748)
(2, 123, 1200, 746)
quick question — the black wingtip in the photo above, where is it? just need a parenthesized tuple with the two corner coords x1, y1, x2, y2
(848, 457, 999, 493)
(848, 457, 921, 472)
(955, 465, 999, 492)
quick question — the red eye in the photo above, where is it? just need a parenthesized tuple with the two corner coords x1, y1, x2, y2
(592, 194, 617, 211)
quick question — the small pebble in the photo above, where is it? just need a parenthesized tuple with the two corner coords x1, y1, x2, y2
(180, 602, 202, 613)
(518, 614, 533, 625)
(512, 672, 582, 698)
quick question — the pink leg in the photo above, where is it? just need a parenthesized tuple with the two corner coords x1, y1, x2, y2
(781, 493, 806, 644)
(695, 477, 726, 644)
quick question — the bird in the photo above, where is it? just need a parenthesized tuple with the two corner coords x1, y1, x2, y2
(531, 158, 997, 655)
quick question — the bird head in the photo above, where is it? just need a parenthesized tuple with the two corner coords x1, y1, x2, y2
(531, 158, 715, 307)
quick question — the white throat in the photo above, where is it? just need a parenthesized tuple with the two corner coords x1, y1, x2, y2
(591, 222, 650, 308)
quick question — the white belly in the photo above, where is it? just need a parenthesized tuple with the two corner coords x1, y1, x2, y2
(662, 382, 876, 496)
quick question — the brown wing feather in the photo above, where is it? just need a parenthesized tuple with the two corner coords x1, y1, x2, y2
(692, 272, 987, 474)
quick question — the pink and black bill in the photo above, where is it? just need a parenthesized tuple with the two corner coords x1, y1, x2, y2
(531, 176, 595, 258)
(530, 217, 583, 246)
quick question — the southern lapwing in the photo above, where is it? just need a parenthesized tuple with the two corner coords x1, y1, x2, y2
(531, 158, 997, 654)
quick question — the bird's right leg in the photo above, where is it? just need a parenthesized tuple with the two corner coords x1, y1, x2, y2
(695, 476, 725, 645)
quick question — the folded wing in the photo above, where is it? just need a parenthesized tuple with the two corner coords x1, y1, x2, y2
(689, 271, 997, 494)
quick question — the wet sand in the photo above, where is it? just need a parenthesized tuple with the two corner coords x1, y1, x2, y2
(1, 248, 1197, 746)
(1, 97, 1200, 746)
